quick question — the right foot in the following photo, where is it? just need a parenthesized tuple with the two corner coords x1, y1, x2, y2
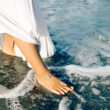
(36, 72, 74, 95)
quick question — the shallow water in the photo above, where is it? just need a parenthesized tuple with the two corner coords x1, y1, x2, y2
(0, 0, 110, 110)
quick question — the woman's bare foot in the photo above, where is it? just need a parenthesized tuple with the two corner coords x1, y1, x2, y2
(36, 72, 74, 95)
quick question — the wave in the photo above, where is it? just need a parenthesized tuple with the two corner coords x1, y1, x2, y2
(0, 64, 110, 109)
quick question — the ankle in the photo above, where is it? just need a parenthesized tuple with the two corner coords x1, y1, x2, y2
(2, 47, 16, 56)
(35, 69, 51, 77)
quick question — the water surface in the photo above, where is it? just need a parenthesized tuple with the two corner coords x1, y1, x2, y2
(0, 0, 110, 109)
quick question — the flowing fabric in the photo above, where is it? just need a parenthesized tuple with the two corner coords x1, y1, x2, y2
(0, 0, 56, 58)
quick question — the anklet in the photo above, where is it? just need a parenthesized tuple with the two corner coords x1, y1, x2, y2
(47, 74, 51, 79)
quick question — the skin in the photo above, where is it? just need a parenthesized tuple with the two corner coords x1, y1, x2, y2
(2, 33, 74, 95)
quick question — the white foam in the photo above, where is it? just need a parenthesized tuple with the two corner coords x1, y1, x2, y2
(59, 91, 86, 110)
(75, 104, 82, 110)
(0, 69, 37, 98)
(98, 35, 108, 42)
(99, 49, 110, 58)
(99, 96, 107, 101)
(92, 88, 100, 95)
(101, 108, 108, 110)
(5, 98, 23, 110)
(79, 86, 85, 92)
(64, 65, 110, 78)
(75, 46, 101, 67)
(58, 97, 72, 110)
(0, 64, 109, 106)
(72, 91, 86, 103)
(49, 64, 110, 79)
(90, 81, 97, 87)
(100, 81, 110, 85)
(50, 64, 110, 107)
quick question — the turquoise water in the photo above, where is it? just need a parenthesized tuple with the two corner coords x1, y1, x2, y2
(40, 0, 110, 67)
(0, 0, 110, 109)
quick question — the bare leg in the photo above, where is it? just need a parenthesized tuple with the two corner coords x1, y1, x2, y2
(2, 33, 16, 56)
(2, 34, 74, 95)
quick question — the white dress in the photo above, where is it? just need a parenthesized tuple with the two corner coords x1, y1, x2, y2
(0, 0, 56, 59)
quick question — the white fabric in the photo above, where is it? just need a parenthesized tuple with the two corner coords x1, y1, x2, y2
(0, 0, 56, 58)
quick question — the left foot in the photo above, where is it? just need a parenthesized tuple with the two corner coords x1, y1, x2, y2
(2, 48, 16, 56)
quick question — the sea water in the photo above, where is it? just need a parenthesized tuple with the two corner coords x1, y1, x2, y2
(0, 0, 110, 109)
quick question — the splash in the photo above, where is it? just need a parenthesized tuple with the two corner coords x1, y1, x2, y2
(50, 64, 110, 109)
(0, 69, 37, 98)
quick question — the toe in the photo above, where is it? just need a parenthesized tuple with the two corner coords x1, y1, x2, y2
(58, 86, 69, 93)
(70, 86, 74, 91)
(63, 86, 71, 91)
(61, 87, 69, 93)
(59, 81, 74, 92)
(63, 85, 74, 92)
(57, 88, 65, 95)
(52, 89, 61, 95)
